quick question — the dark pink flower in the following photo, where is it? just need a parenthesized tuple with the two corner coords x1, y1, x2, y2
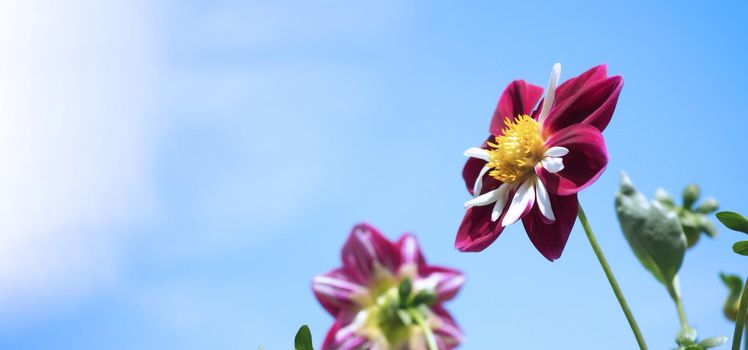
(457, 64, 623, 261)
(314, 223, 465, 350)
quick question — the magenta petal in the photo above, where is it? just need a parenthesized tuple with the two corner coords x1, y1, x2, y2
(490, 80, 544, 135)
(421, 266, 465, 302)
(312, 268, 366, 316)
(455, 205, 504, 252)
(341, 223, 400, 283)
(540, 124, 609, 196)
(396, 233, 426, 269)
(522, 193, 578, 261)
(543, 75, 623, 135)
(554, 64, 608, 105)
(322, 316, 369, 350)
(431, 306, 464, 350)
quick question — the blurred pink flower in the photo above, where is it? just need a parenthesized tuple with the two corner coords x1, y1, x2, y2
(313, 223, 465, 350)
(457, 64, 623, 261)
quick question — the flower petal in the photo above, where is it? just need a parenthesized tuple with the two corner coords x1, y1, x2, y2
(312, 269, 368, 315)
(415, 266, 465, 302)
(537, 63, 561, 126)
(490, 80, 544, 135)
(522, 193, 579, 261)
(543, 75, 623, 135)
(554, 64, 608, 105)
(464, 187, 501, 208)
(341, 223, 400, 283)
(473, 165, 490, 196)
(431, 306, 464, 350)
(463, 147, 490, 161)
(397, 233, 426, 270)
(462, 137, 501, 196)
(534, 177, 555, 222)
(541, 157, 564, 173)
(544, 146, 569, 157)
(501, 179, 535, 227)
(322, 314, 369, 350)
(455, 205, 505, 252)
(539, 124, 609, 196)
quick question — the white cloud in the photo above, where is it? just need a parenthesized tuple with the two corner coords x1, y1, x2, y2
(0, 0, 157, 316)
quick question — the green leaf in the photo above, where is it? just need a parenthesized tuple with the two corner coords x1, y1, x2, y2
(716, 211, 748, 234)
(616, 173, 687, 295)
(398, 278, 412, 304)
(733, 240, 748, 256)
(697, 336, 728, 348)
(295, 325, 314, 350)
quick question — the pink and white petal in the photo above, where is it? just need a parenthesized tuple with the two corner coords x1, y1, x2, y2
(554, 64, 608, 105)
(431, 306, 464, 350)
(417, 266, 465, 302)
(322, 315, 369, 350)
(397, 233, 426, 270)
(490, 80, 544, 135)
(455, 205, 505, 252)
(542, 75, 623, 136)
(462, 137, 501, 196)
(501, 179, 535, 227)
(313, 268, 368, 315)
(341, 223, 400, 283)
(539, 124, 609, 196)
(522, 192, 578, 261)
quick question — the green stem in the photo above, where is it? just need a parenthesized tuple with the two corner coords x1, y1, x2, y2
(578, 204, 648, 350)
(412, 308, 438, 350)
(733, 277, 748, 350)
(674, 294, 689, 329)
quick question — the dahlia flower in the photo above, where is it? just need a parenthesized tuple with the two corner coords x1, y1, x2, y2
(457, 63, 623, 261)
(313, 224, 464, 350)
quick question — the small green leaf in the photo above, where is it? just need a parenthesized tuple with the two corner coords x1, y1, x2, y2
(733, 240, 748, 256)
(295, 325, 314, 350)
(682, 184, 700, 209)
(616, 173, 686, 295)
(698, 336, 728, 348)
(398, 278, 412, 304)
(411, 289, 436, 306)
(716, 211, 748, 234)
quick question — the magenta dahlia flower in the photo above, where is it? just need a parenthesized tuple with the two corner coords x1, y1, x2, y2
(313, 223, 465, 350)
(457, 63, 623, 261)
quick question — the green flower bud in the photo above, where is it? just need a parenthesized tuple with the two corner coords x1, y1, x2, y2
(696, 198, 719, 214)
(720, 273, 743, 321)
(682, 184, 700, 209)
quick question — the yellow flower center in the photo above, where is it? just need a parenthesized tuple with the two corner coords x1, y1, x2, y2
(486, 115, 546, 184)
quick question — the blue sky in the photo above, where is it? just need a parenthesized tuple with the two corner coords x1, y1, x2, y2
(0, 0, 746, 349)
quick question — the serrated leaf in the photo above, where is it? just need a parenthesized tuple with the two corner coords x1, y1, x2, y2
(716, 211, 748, 234)
(295, 325, 314, 350)
(616, 173, 686, 295)
(698, 336, 728, 348)
(733, 240, 748, 256)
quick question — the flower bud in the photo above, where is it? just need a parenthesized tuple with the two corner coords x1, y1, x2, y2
(720, 273, 743, 321)
(696, 198, 719, 214)
(682, 184, 700, 209)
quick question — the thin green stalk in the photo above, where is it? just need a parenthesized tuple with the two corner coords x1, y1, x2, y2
(733, 277, 748, 350)
(674, 295, 689, 329)
(412, 309, 438, 350)
(578, 204, 648, 350)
